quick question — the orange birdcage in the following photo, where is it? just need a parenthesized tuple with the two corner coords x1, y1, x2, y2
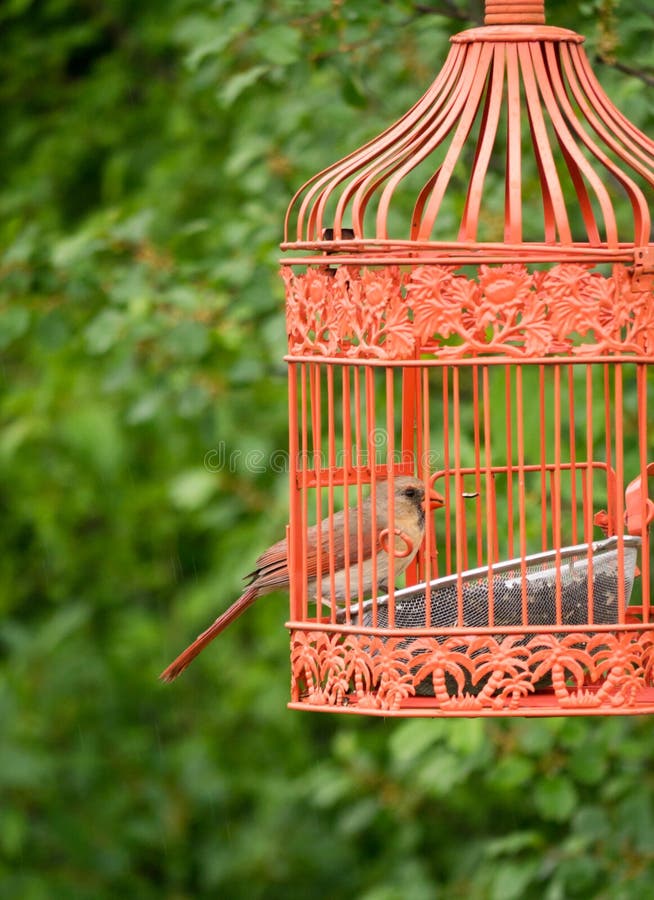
(280, 0, 654, 716)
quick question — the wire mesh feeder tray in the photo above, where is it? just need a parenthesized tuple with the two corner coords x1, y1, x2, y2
(340, 536, 642, 697)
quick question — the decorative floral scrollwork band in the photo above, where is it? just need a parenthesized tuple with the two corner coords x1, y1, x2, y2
(283, 263, 654, 360)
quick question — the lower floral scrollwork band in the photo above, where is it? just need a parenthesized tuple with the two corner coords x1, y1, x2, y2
(289, 628, 654, 713)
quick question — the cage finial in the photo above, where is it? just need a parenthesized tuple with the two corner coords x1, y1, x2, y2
(485, 0, 546, 25)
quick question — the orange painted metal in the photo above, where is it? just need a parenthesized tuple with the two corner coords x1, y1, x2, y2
(281, 0, 654, 715)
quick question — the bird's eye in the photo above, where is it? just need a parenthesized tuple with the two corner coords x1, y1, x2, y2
(404, 487, 417, 498)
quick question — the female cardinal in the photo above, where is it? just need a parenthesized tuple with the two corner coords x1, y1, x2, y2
(160, 476, 444, 682)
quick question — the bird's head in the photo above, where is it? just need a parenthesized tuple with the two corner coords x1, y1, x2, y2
(379, 475, 445, 521)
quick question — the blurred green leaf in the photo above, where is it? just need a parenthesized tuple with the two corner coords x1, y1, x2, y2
(0, 306, 30, 348)
(491, 861, 540, 900)
(220, 66, 270, 106)
(162, 320, 210, 360)
(253, 24, 302, 65)
(534, 775, 578, 823)
(84, 309, 125, 354)
(388, 719, 446, 767)
(169, 468, 217, 510)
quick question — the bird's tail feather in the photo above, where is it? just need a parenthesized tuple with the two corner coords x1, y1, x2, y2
(159, 585, 259, 682)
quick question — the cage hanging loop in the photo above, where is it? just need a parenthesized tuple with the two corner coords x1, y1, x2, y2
(378, 528, 414, 559)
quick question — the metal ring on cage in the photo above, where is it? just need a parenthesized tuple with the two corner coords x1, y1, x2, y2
(378, 527, 414, 559)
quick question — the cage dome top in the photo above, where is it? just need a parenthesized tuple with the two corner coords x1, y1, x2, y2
(283, 0, 654, 267)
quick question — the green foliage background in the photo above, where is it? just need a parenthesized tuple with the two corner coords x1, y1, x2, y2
(1, 1, 654, 897)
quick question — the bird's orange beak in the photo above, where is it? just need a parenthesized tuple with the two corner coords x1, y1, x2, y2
(426, 487, 445, 510)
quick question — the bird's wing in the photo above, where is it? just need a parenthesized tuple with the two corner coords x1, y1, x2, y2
(303, 508, 375, 580)
(245, 536, 290, 591)
(247, 506, 377, 587)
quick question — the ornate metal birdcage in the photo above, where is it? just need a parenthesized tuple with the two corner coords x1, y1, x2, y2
(281, 0, 654, 716)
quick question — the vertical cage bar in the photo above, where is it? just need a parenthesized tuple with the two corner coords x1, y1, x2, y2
(637, 364, 650, 620)
(516, 366, 529, 620)
(442, 366, 452, 576)
(402, 367, 418, 465)
(505, 364, 515, 559)
(422, 365, 434, 619)
(288, 363, 301, 621)
(403, 366, 420, 585)
(354, 367, 366, 611)
(365, 367, 378, 625)
(567, 364, 579, 544)
(584, 364, 595, 623)
(341, 366, 352, 624)
(310, 363, 324, 609)
(386, 366, 396, 626)
(482, 366, 496, 624)
(472, 365, 484, 566)
(604, 364, 615, 532)
(539, 365, 548, 550)
(326, 365, 337, 622)
(614, 365, 626, 621)
(453, 366, 465, 621)
(300, 363, 310, 620)
(552, 364, 563, 624)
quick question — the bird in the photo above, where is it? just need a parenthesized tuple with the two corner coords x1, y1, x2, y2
(159, 476, 445, 682)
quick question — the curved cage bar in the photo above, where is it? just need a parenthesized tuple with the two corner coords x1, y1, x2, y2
(281, 0, 654, 716)
(283, 24, 654, 264)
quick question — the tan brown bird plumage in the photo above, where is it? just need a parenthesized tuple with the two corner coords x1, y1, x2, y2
(160, 476, 444, 682)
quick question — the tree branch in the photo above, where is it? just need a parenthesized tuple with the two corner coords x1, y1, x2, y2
(596, 54, 654, 89)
